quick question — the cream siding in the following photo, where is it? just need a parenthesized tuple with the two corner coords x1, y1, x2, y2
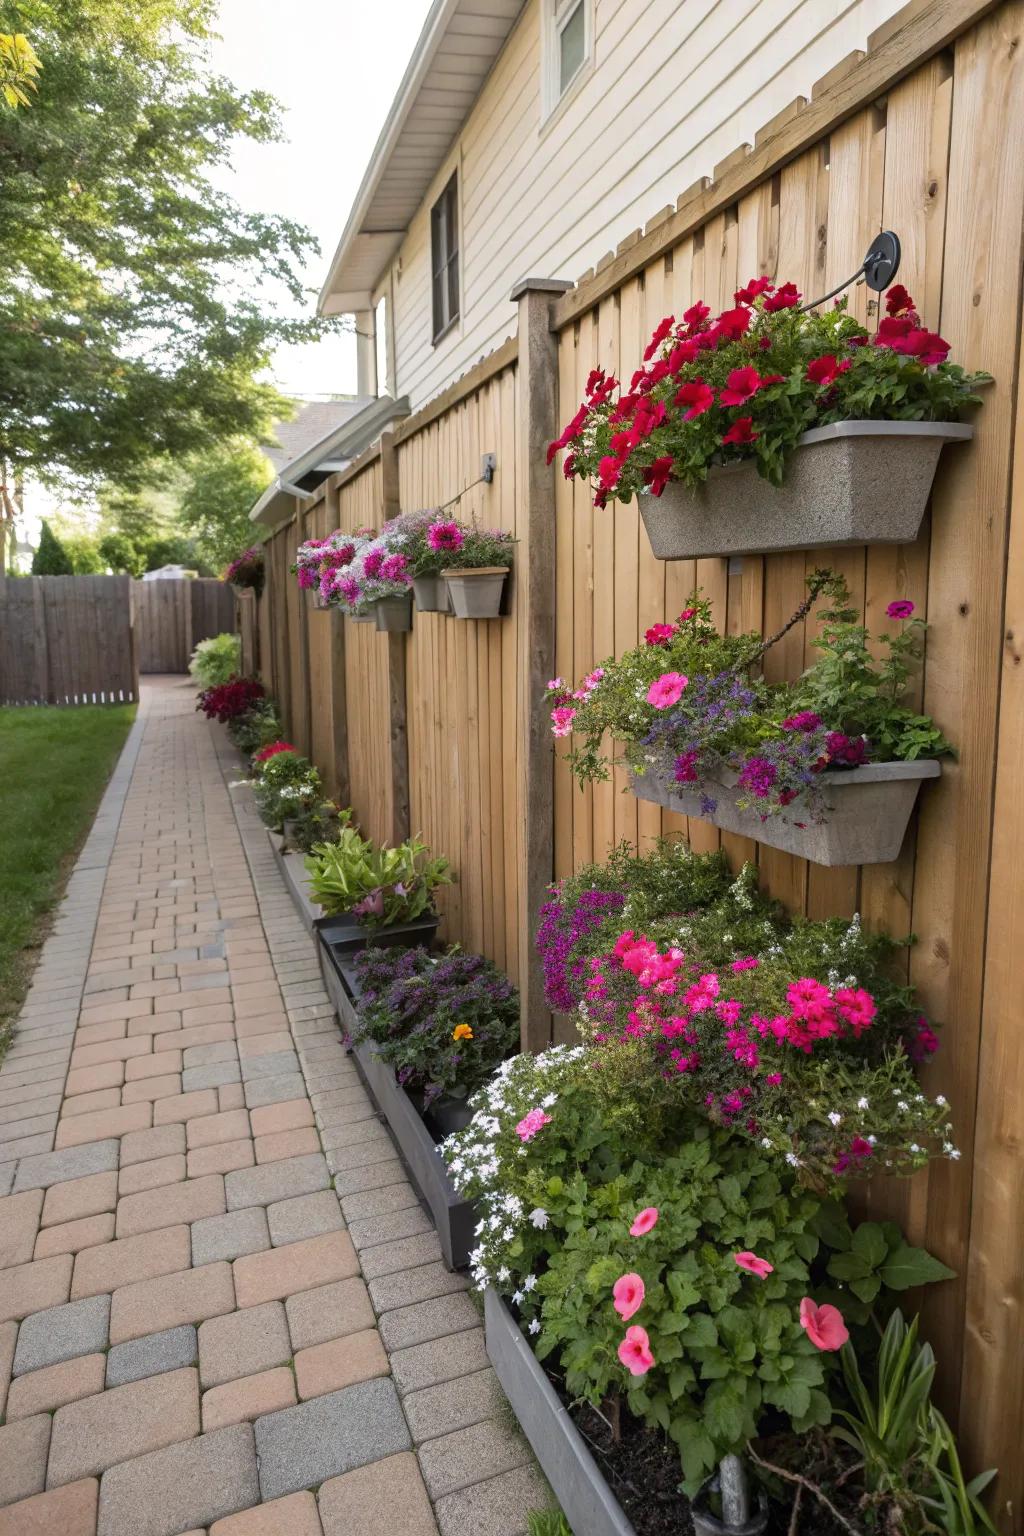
(383, 0, 908, 409)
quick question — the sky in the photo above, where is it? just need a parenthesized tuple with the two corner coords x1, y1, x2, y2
(207, 0, 435, 400)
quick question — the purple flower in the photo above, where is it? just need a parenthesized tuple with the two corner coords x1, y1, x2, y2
(737, 756, 778, 799)
(887, 600, 915, 620)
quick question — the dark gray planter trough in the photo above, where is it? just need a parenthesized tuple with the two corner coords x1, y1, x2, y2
(638, 420, 973, 560)
(631, 753, 940, 866)
(268, 831, 324, 932)
(484, 1289, 636, 1536)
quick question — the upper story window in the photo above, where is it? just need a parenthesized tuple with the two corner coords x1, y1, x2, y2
(543, 0, 593, 121)
(430, 172, 459, 343)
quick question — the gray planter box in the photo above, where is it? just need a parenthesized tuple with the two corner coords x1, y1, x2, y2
(375, 594, 413, 632)
(631, 752, 940, 867)
(268, 831, 324, 932)
(349, 609, 375, 623)
(413, 574, 450, 613)
(442, 567, 509, 619)
(639, 421, 973, 560)
(484, 1290, 636, 1536)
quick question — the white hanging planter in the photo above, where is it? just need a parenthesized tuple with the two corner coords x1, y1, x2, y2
(638, 421, 973, 561)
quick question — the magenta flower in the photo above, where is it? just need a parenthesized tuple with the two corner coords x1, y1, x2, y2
(734, 1251, 774, 1279)
(799, 1297, 849, 1351)
(427, 520, 464, 552)
(646, 672, 688, 710)
(363, 549, 385, 579)
(613, 1272, 645, 1320)
(339, 577, 361, 605)
(781, 710, 822, 732)
(515, 1108, 552, 1143)
(550, 706, 576, 738)
(617, 1325, 655, 1376)
(380, 552, 410, 582)
(629, 1207, 659, 1237)
(887, 599, 915, 620)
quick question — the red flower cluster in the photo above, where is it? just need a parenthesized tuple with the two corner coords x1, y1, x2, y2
(253, 740, 297, 767)
(874, 284, 950, 366)
(196, 677, 265, 722)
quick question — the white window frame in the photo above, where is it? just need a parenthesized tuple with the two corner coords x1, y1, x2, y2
(541, 0, 593, 124)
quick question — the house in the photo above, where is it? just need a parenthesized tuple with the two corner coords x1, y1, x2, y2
(319, 0, 910, 411)
(250, 395, 409, 530)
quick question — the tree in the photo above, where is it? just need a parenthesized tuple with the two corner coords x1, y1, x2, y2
(0, 30, 39, 108)
(177, 439, 272, 571)
(0, 0, 333, 548)
(31, 518, 72, 573)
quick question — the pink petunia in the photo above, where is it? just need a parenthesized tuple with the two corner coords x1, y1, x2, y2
(887, 600, 915, 620)
(629, 1207, 659, 1237)
(613, 1272, 645, 1320)
(550, 707, 576, 738)
(647, 672, 688, 710)
(734, 1251, 774, 1279)
(427, 520, 464, 552)
(799, 1297, 849, 1351)
(515, 1108, 552, 1143)
(645, 623, 675, 647)
(617, 1325, 655, 1377)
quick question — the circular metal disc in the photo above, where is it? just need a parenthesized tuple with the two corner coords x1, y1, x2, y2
(863, 230, 901, 292)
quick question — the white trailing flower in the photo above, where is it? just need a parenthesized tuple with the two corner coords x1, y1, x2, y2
(529, 1208, 549, 1230)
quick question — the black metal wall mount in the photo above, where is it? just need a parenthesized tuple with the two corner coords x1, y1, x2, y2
(800, 230, 902, 312)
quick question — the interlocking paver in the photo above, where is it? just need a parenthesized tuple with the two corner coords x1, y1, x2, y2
(187, 1136, 255, 1178)
(359, 1231, 444, 1280)
(48, 1366, 200, 1486)
(0, 1188, 44, 1267)
(225, 1153, 329, 1212)
(13, 1293, 110, 1375)
(390, 1329, 489, 1397)
(119, 1152, 186, 1194)
(433, 1464, 555, 1536)
(109, 1260, 235, 1343)
(0, 1414, 50, 1508)
(284, 1276, 376, 1352)
(65, 1062, 124, 1096)
(367, 1260, 469, 1315)
(202, 1366, 297, 1430)
(41, 1169, 118, 1226)
(378, 1292, 481, 1353)
(72, 1223, 191, 1299)
(5, 1352, 106, 1420)
(0, 1322, 16, 1418)
(35, 1211, 115, 1258)
(348, 1204, 432, 1252)
(0, 1477, 98, 1536)
(234, 1230, 358, 1308)
(401, 1368, 507, 1444)
(198, 1301, 291, 1388)
(339, 1179, 421, 1223)
(186, 1107, 250, 1149)
(192, 1206, 270, 1266)
(62, 1086, 121, 1118)
(254, 1378, 411, 1500)
(13, 1140, 119, 1194)
(318, 1453, 438, 1536)
(96, 1422, 259, 1536)
(294, 1329, 389, 1400)
(248, 1098, 313, 1136)
(331, 1158, 407, 1197)
(119, 1123, 185, 1166)
(122, 1072, 182, 1104)
(254, 1126, 321, 1163)
(153, 1087, 220, 1125)
(0, 1252, 73, 1323)
(417, 1419, 534, 1500)
(266, 1190, 344, 1247)
(244, 1073, 307, 1109)
(210, 1490, 322, 1536)
(116, 1171, 225, 1236)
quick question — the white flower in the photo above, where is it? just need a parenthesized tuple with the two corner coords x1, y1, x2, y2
(856, 1097, 869, 1111)
(497, 1266, 511, 1283)
(760, 1138, 772, 1149)
(945, 1144, 961, 1160)
(867, 1135, 877, 1145)
(529, 1208, 549, 1230)
(529, 1319, 541, 1334)
(785, 1153, 801, 1167)
(935, 1095, 947, 1107)
(541, 1093, 557, 1109)
(909, 1144, 922, 1154)
(897, 1101, 909, 1113)
(512, 1290, 524, 1306)
(524, 1275, 537, 1292)
(828, 1112, 842, 1127)
(502, 1228, 514, 1243)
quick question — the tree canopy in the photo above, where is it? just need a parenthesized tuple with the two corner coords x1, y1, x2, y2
(0, 0, 330, 520)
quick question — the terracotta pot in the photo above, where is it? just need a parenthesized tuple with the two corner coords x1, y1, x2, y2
(442, 566, 509, 619)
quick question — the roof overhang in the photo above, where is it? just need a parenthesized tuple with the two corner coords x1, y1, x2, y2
(249, 393, 410, 528)
(319, 0, 526, 316)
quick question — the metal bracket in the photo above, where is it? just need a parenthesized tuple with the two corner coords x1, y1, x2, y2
(800, 230, 902, 311)
(481, 453, 497, 484)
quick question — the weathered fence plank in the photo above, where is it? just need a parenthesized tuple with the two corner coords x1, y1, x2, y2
(0, 575, 138, 704)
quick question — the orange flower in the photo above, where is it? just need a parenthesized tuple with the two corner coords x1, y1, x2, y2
(452, 1023, 474, 1041)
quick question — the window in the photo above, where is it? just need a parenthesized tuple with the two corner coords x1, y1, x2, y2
(430, 173, 459, 342)
(543, 0, 592, 120)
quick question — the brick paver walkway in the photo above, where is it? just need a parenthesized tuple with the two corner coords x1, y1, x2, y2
(0, 678, 548, 1536)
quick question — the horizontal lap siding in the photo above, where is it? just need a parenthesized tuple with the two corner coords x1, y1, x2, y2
(397, 363, 520, 978)
(552, 11, 1024, 1527)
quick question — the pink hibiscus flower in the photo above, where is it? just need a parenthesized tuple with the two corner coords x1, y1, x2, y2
(613, 1272, 645, 1321)
(617, 1325, 655, 1377)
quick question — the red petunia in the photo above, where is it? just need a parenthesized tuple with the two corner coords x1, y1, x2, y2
(674, 380, 715, 419)
(875, 314, 916, 345)
(895, 329, 950, 366)
(716, 306, 752, 340)
(668, 338, 700, 371)
(763, 282, 801, 312)
(885, 283, 915, 317)
(598, 456, 623, 491)
(643, 315, 675, 361)
(721, 416, 757, 446)
(734, 276, 774, 305)
(719, 367, 765, 406)
(682, 300, 710, 330)
(806, 354, 852, 387)
(642, 456, 675, 496)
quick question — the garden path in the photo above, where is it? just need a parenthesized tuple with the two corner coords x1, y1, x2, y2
(0, 676, 548, 1536)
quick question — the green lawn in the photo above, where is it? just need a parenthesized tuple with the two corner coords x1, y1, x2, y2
(0, 703, 136, 1058)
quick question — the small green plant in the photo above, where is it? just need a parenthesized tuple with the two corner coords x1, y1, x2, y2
(228, 699, 283, 755)
(252, 750, 322, 833)
(527, 1512, 573, 1536)
(305, 827, 450, 926)
(189, 632, 241, 689)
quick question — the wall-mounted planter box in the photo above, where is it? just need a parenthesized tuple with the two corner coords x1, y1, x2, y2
(349, 610, 375, 624)
(631, 753, 940, 867)
(639, 421, 973, 561)
(484, 1289, 636, 1536)
(375, 594, 414, 632)
(442, 566, 509, 619)
(315, 910, 440, 958)
(268, 831, 323, 932)
(413, 575, 450, 613)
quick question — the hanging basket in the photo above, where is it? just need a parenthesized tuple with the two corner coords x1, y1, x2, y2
(374, 594, 414, 632)
(412, 574, 451, 613)
(638, 421, 973, 561)
(442, 566, 510, 619)
(630, 750, 940, 867)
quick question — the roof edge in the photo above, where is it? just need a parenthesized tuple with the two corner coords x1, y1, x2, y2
(249, 394, 410, 528)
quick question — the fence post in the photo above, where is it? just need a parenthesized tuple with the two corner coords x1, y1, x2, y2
(511, 277, 574, 1052)
(379, 427, 410, 842)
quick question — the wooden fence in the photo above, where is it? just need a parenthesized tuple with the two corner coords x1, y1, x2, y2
(0, 575, 138, 704)
(251, 2, 1024, 1521)
(132, 577, 236, 673)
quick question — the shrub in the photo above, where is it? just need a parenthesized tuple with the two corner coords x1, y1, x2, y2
(228, 698, 283, 755)
(251, 749, 322, 833)
(305, 827, 450, 926)
(196, 676, 264, 723)
(350, 945, 520, 1105)
(223, 546, 264, 594)
(189, 632, 241, 689)
(31, 519, 73, 574)
(550, 280, 987, 507)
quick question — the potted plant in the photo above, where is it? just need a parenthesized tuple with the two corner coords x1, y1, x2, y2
(223, 545, 265, 595)
(439, 523, 515, 619)
(377, 508, 453, 612)
(549, 281, 987, 561)
(293, 531, 361, 607)
(307, 825, 450, 959)
(195, 674, 265, 724)
(546, 573, 951, 867)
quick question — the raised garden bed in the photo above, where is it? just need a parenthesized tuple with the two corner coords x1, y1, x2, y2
(638, 421, 973, 561)
(630, 753, 940, 867)
(317, 947, 476, 1270)
(267, 830, 323, 932)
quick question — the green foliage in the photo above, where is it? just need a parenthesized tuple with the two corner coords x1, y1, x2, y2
(527, 1513, 573, 1536)
(226, 698, 282, 756)
(30, 518, 72, 573)
(0, 28, 40, 107)
(252, 750, 322, 834)
(0, 0, 332, 493)
(441, 526, 515, 570)
(178, 439, 273, 571)
(188, 632, 240, 689)
(305, 828, 451, 927)
(813, 1202, 955, 1316)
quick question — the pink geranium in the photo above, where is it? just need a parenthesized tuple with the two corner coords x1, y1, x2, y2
(734, 1251, 774, 1279)
(629, 1207, 659, 1237)
(887, 599, 915, 620)
(427, 520, 464, 552)
(617, 1325, 655, 1376)
(515, 1108, 552, 1143)
(799, 1297, 849, 1351)
(613, 1272, 645, 1320)
(646, 672, 688, 710)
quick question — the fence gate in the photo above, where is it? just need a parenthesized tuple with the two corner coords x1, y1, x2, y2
(0, 574, 138, 704)
(132, 578, 236, 673)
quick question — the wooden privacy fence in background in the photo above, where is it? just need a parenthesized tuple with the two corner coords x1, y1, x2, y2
(132, 577, 236, 673)
(0, 575, 138, 704)
(251, 3, 1024, 1524)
